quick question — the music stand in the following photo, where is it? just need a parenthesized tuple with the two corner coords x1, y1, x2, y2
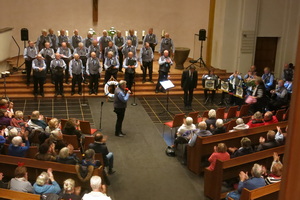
(159, 80, 175, 115)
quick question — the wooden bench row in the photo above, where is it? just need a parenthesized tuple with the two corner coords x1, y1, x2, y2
(0, 154, 104, 189)
(204, 145, 284, 200)
(186, 121, 288, 175)
(0, 188, 40, 200)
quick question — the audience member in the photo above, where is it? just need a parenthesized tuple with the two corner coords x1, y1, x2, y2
(251, 77, 267, 113)
(207, 143, 230, 170)
(62, 118, 82, 144)
(210, 119, 226, 135)
(176, 117, 196, 137)
(0, 109, 12, 126)
(57, 145, 79, 165)
(89, 132, 115, 174)
(275, 126, 287, 145)
(7, 101, 14, 115)
(45, 118, 61, 135)
(82, 149, 101, 168)
(226, 164, 266, 200)
(9, 166, 33, 193)
(205, 109, 217, 130)
(10, 111, 26, 128)
(229, 137, 254, 158)
(35, 142, 57, 161)
(82, 176, 111, 200)
(188, 122, 212, 147)
(256, 130, 279, 151)
(60, 179, 81, 200)
(0, 172, 7, 188)
(263, 111, 278, 125)
(8, 135, 29, 157)
(28, 111, 47, 131)
(49, 129, 66, 151)
(265, 152, 283, 185)
(247, 111, 265, 128)
(33, 168, 61, 195)
(0, 99, 9, 110)
(230, 118, 249, 132)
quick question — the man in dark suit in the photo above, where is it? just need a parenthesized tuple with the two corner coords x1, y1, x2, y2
(181, 65, 198, 109)
(256, 130, 279, 151)
(89, 132, 115, 174)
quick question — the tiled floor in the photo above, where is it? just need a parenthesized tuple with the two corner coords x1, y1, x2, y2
(12, 98, 95, 127)
(139, 94, 224, 124)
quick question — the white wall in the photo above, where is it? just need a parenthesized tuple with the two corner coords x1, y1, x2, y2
(211, 0, 300, 77)
(0, 28, 13, 71)
(0, 0, 210, 58)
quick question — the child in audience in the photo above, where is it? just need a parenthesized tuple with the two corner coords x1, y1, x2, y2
(207, 143, 230, 170)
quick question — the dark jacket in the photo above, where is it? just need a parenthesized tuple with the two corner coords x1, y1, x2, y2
(181, 69, 198, 90)
(212, 127, 226, 135)
(256, 139, 279, 151)
(205, 118, 217, 130)
(231, 147, 254, 158)
(89, 142, 109, 165)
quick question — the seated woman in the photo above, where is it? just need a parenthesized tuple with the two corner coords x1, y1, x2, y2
(63, 118, 82, 144)
(35, 142, 57, 161)
(10, 111, 26, 128)
(57, 145, 79, 165)
(45, 118, 61, 136)
(230, 118, 249, 132)
(8, 135, 29, 157)
(265, 152, 283, 185)
(171, 117, 196, 148)
(60, 179, 81, 200)
(9, 166, 33, 193)
(226, 163, 266, 200)
(82, 149, 101, 168)
(228, 137, 254, 158)
(49, 129, 66, 151)
(207, 143, 230, 171)
(33, 168, 61, 195)
(188, 122, 212, 147)
(205, 109, 217, 131)
(247, 111, 265, 128)
(28, 110, 47, 131)
(210, 119, 226, 135)
(0, 109, 12, 126)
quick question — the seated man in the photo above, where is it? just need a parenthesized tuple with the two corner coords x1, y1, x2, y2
(228, 137, 254, 158)
(230, 118, 249, 132)
(8, 135, 30, 157)
(82, 176, 111, 200)
(247, 111, 265, 128)
(226, 163, 266, 200)
(210, 119, 226, 135)
(28, 110, 47, 131)
(256, 130, 279, 151)
(268, 80, 288, 111)
(263, 111, 278, 125)
(89, 132, 115, 174)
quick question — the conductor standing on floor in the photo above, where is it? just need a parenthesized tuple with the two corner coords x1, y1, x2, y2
(181, 65, 198, 109)
(114, 80, 131, 137)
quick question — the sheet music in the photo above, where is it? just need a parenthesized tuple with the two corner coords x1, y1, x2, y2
(160, 80, 175, 90)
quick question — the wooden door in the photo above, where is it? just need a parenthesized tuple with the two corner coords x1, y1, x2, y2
(254, 37, 278, 76)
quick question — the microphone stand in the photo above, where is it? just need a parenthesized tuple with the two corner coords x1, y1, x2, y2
(98, 101, 104, 131)
(131, 77, 137, 106)
(81, 77, 88, 106)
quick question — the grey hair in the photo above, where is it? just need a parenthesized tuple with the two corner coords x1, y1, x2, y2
(64, 178, 75, 192)
(185, 117, 193, 126)
(119, 80, 127, 87)
(236, 118, 244, 125)
(251, 163, 263, 178)
(208, 109, 216, 118)
(12, 136, 22, 147)
(90, 175, 102, 190)
(215, 119, 224, 128)
(198, 121, 207, 130)
(59, 147, 70, 159)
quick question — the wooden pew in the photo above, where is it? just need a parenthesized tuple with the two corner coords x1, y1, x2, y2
(0, 154, 103, 188)
(0, 188, 40, 200)
(187, 121, 288, 175)
(204, 145, 284, 200)
(239, 181, 280, 200)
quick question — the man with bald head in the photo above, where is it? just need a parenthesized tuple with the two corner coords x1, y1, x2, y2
(24, 41, 38, 86)
(57, 42, 72, 84)
(160, 33, 175, 57)
(156, 50, 173, 93)
(98, 30, 112, 64)
(104, 41, 118, 59)
(123, 52, 138, 91)
(143, 28, 157, 53)
(113, 31, 125, 72)
(50, 53, 66, 97)
(74, 42, 88, 83)
(83, 32, 94, 49)
(104, 51, 119, 83)
(126, 29, 138, 47)
(69, 54, 83, 95)
(122, 40, 137, 58)
(86, 52, 102, 95)
(140, 42, 154, 83)
(48, 28, 58, 52)
(39, 42, 55, 75)
(88, 40, 101, 58)
(58, 29, 70, 47)
(36, 29, 52, 51)
(71, 29, 83, 49)
(32, 54, 46, 97)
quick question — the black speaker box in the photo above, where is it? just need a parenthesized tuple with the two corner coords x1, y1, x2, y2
(21, 28, 29, 41)
(199, 29, 206, 41)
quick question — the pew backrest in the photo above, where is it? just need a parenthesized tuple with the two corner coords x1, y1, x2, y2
(0, 188, 40, 200)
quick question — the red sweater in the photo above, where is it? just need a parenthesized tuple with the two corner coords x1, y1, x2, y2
(247, 119, 265, 128)
(264, 116, 278, 125)
(208, 152, 230, 170)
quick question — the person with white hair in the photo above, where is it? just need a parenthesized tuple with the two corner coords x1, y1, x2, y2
(114, 80, 131, 137)
(60, 178, 81, 200)
(48, 29, 58, 52)
(56, 145, 79, 165)
(205, 109, 217, 130)
(86, 52, 102, 95)
(226, 163, 266, 200)
(57, 42, 72, 84)
(28, 110, 47, 131)
(32, 53, 47, 97)
(36, 29, 52, 51)
(82, 176, 111, 200)
(50, 53, 67, 97)
(69, 53, 84, 95)
(104, 51, 119, 83)
(98, 30, 112, 64)
(33, 168, 61, 195)
(230, 118, 249, 132)
(8, 135, 29, 157)
(113, 30, 125, 72)
(123, 51, 138, 91)
(71, 29, 83, 49)
(104, 41, 118, 59)
(188, 121, 212, 147)
(210, 119, 226, 135)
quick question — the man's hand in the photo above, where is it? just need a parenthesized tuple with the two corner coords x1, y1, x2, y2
(273, 152, 280, 162)
(228, 147, 237, 153)
(127, 90, 132, 94)
(259, 136, 265, 144)
(47, 168, 55, 181)
(239, 171, 248, 182)
(0, 172, 4, 181)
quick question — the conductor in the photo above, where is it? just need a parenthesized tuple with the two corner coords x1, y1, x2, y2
(181, 65, 198, 109)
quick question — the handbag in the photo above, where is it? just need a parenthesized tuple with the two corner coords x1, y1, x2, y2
(245, 96, 257, 104)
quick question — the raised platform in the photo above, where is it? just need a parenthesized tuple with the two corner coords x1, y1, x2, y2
(2, 54, 231, 98)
